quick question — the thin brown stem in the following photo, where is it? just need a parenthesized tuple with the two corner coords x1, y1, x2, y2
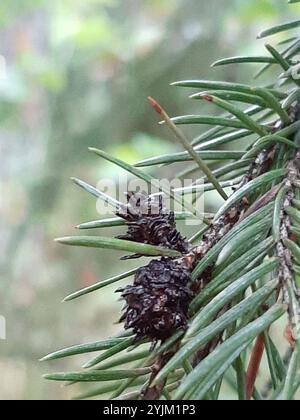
(148, 96, 228, 201)
(246, 334, 265, 400)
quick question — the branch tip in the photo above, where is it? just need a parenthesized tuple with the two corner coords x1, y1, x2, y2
(147, 96, 163, 115)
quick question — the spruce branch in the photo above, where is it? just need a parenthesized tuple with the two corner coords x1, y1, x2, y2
(43, 0, 300, 400)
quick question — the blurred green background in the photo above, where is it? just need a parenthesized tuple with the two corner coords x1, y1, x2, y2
(1, 0, 299, 400)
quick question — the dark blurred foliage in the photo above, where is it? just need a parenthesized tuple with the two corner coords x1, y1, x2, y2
(0, 0, 297, 399)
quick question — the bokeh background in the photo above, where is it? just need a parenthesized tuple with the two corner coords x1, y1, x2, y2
(1, 0, 299, 400)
